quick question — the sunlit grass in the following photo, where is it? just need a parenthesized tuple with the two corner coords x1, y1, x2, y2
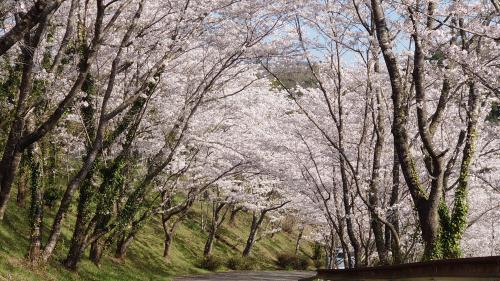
(0, 198, 312, 280)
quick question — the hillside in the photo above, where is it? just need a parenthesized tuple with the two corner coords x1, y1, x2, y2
(0, 200, 312, 281)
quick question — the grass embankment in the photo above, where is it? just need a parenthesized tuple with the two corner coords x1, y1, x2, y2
(0, 200, 312, 281)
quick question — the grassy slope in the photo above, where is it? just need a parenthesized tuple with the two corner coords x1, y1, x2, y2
(0, 200, 312, 281)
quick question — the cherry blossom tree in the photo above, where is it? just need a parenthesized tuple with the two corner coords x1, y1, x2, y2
(0, 0, 498, 272)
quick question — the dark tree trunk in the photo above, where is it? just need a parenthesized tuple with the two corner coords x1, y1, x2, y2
(368, 54, 390, 266)
(340, 160, 361, 267)
(441, 82, 480, 258)
(229, 205, 242, 226)
(203, 202, 226, 257)
(161, 199, 194, 259)
(64, 240, 86, 270)
(388, 148, 402, 264)
(162, 220, 179, 259)
(115, 234, 134, 259)
(325, 234, 336, 269)
(163, 232, 174, 259)
(16, 153, 28, 207)
(340, 238, 351, 268)
(203, 230, 216, 257)
(242, 212, 262, 257)
(336, 92, 361, 267)
(370, 174, 389, 265)
(0, 50, 29, 218)
(64, 182, 94, 270)
(27, 139, 43, 265)
(89, 239, 104, 266)
(240, 201, 291, 257)
(294, 227, 304, 255)
(63, 154, 98, 270)
(0, 147, 22, 219)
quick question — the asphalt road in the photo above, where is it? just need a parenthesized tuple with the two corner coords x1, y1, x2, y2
(173, 271, 316, 281)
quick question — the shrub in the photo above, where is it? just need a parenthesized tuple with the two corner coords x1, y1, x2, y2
(276, 253, 310, 270)
(295, 255, 310, 270)
(313, 258, 323, 269)
(276, 253, 296, 270)
(43, 186, 62, 208)
(199, 255, 222, 271)
(226, 256, 257, 270)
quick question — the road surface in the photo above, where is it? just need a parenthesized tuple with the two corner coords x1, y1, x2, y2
(173, 271, 316, 281)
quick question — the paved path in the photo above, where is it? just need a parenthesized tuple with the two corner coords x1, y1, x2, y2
(174, 271, 316, 281)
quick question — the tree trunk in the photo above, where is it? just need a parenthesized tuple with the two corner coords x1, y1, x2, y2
(388, 148, 402, 264)
(229, 205, 242, 226)
(64, 162, 97, 269)
(203, 201, 226, 257)
(161, 200, 192, 260)
(370, 158, 389, 265)
(242, 212, 261, 257)
(340, 160, 361, 267)
(340, 238, 351, 268)
(163, 232, 174, 259)
(325, 236, 336, 269)
(371, 216, 387, 265)
(89, 239, 104, 266)
(0, 63, 27, 219)
(27, 138, 43, 265)
(368, 51, 389, 266)
(64, 240, 86, 270)
(0, 146, 23, 219)
(242, 228, 256, 257)
(64, 192, 93, 269)
(115, 234, 134, 259)
(16, 153, 28, 207)
(337, 92, 361, 267)
(162, 220, 179, 259)
(203, 229, 216, 257)
(294, 227, 304, 255)
(441, 82, 480, 258)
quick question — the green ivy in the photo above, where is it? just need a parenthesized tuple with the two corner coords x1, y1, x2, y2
(27, 148, 43, 226)
(41, 51, 52, 71)
(486, 102, 500, 123)
(0, 62, 21, 104)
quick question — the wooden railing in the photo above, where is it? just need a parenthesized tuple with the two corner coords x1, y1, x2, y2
(312, 256, 500, 280)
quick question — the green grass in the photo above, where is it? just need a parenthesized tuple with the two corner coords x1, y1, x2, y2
(0, 199, 312, 281)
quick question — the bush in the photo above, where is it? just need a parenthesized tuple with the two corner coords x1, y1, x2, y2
(276, 253, 296, 269)
(276, 253, 310, 270)
(43, 186, 62, 208)
(199, 255, 222, 271)
(295, 255, 310, 270)
(226, 256, 257, 270)
(313, 258, 323, 269)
